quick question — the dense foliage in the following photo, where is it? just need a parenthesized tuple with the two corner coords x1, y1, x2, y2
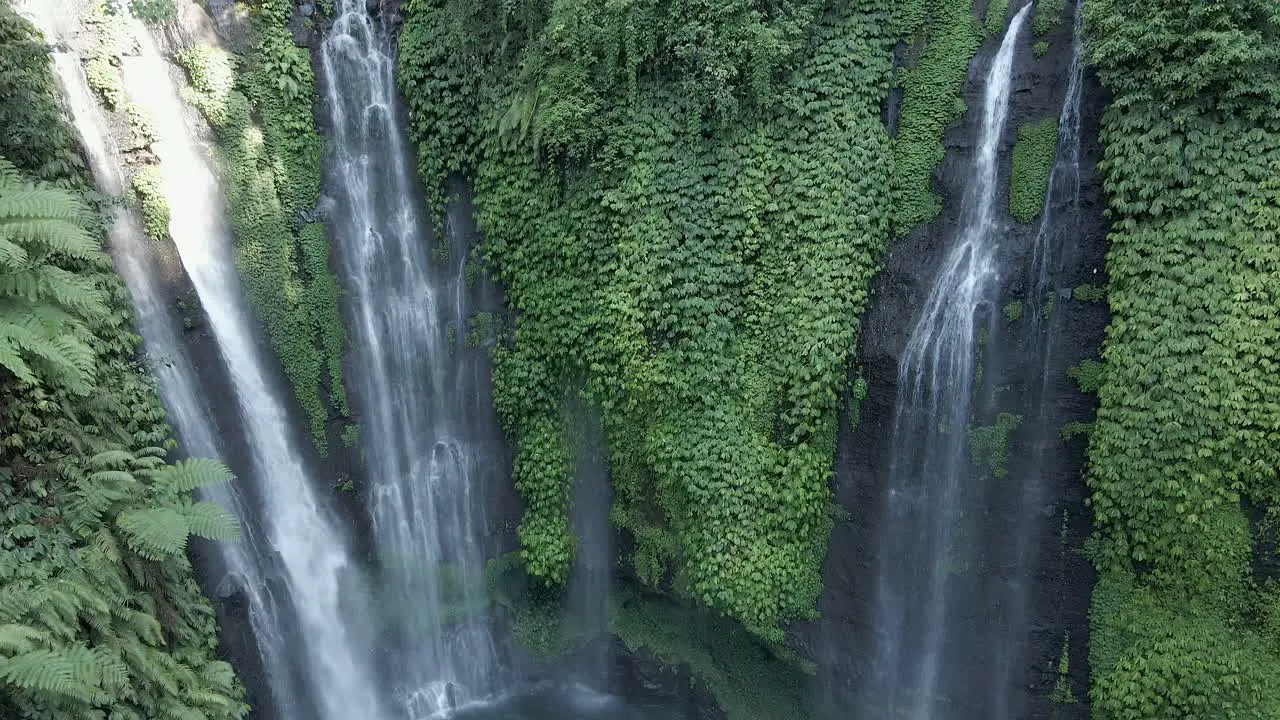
(1008, 117, 1056, 224)
(1084, 0, 1280, 716)
(176, 0, 349, 452)
(0, 4, 247, 716)
(400, 0, 918, 638)
(891, 0, 982, 233)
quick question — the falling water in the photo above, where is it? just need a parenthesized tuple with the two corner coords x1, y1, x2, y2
(987, 2, 1088, 714)
(41, 41, 312, 718)
(321, 2, 499, 716)
(117, 23, 389, 720)
(566, 403, 613, 691)
(862, 6, 1029, 718)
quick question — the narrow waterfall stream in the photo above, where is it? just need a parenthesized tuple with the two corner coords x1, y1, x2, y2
(42, 42, 309, 718)
(990, 3, 1087, 714)
(861, 6, 1030, 718)
(116, 23, 389, 720)
(320, 2, 499, 715)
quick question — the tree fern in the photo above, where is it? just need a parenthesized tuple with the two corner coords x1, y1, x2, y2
(0, 156, 107, 393)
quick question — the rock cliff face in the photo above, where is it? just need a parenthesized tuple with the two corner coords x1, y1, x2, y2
(809, 3, 1109, 717)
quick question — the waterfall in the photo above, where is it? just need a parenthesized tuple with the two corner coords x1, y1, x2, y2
(988, 2, 1088, 714)
(566, 404, 613, 692)
(320, 2, 500, 716)
(113, 22, 389, 720)
(41, 44, 312, 718)
(861, 6, 1030, 718)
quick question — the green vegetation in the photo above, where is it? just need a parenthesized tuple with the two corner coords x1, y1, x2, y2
(1009, 117, 1058, 223)
(129, 0, 177, 25)
(1084, 0, 1280, 716)
(1049, 633, 1076, 704)
(1073, 283, 1105, 302)
(612, 592, 812, 720)
(1059, 421, 1092, 442)
(1033, 40, 1050, 57)
(0, 4, 246, 716)
(175, 0, 349, 453)
(128, 164, 168, 242)
(1066, 358, 1104, 393)
(984, 0, 1009, 38)
(1002, 300, 1023, 322)
(892, 0, 983, 233)
(1034, 0, 1065, 37)
(968, 412, 1022, 478)
(400, 0, 898, 640)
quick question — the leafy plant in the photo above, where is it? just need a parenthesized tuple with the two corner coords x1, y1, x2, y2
(128, 165, 168, 243)
(1002, 300, 1023, 322)
(128, 0, 176, 25)
(175, 4, 348, 453)
(967, 412, 1022, 478)
(1084, 0, 1280, 714)
(1066, 358, 1104, 393)
(1009, 117, 1058, 223)
(400, 0, 897, 638)
(1073, 283, 1105, 302)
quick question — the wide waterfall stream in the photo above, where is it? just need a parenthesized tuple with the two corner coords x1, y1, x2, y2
(319, 2, 500, 715)
(117, 21, 390, 720)
(860, 6, 1030, 718)
(42, 40, 309, 719)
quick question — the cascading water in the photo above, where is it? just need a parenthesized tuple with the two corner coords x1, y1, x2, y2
(41, 40, 310, 718)
(860, 6, 1029, 718)
(566, 405, 613, 692)
(987, 2, 1088, 714)
(320, 3, 500, 715)
(116, 23, 389, 720)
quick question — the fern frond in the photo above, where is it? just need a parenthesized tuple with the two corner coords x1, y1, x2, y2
(157, 459, 234, 494)
(0, 647, 100, 702)
(0, 623, 49, 654)
(88, 450, 135, 470)
(0, 264, 109, 317)
(180, 502, 240, 542)
(116, 508, 189, 560)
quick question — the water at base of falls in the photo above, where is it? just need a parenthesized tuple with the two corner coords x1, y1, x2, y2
(859, 6, 1031, 720)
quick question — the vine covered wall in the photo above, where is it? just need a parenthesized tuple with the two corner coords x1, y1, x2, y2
(0, 3, 247, 716)
(397, 0, 927, 640)
(175, 0, 349, 453)
(1084, 0, 1280, 716)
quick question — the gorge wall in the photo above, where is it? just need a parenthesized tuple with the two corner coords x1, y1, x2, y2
(20, 0, 1279, 719)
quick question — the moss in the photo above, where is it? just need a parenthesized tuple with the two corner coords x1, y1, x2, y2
(893, 0, 983, 233)
(611, 593, 812, 720)
(1002, 300, 1023, 322)
(967, 412, 1022, 478)
(130, 165, 169, 242)
(1009, 117, 1058, 223)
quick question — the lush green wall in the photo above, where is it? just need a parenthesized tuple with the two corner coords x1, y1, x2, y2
(0, 4, 247, 716)
(397, 0, 924, 640)
(1084, 0, 1280, 716)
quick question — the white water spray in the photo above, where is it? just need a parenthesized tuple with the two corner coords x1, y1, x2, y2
(116, 22, 388, 720)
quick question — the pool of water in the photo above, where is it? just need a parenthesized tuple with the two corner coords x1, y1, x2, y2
(449, 683, 690, 720)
